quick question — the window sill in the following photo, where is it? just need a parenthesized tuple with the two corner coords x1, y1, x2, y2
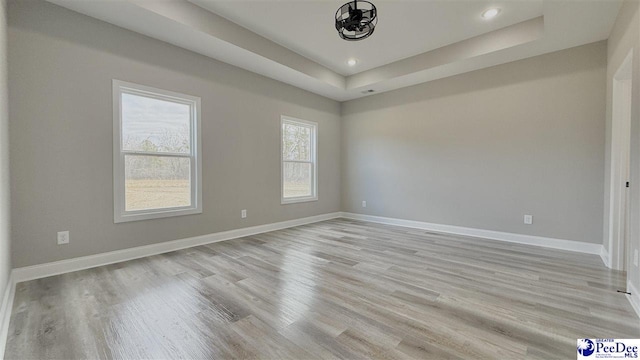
(114, 207, 202, 223)
(281, 197, 318, 205)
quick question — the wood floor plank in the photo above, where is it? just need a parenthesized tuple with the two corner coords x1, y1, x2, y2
(4, 218, 640, 359)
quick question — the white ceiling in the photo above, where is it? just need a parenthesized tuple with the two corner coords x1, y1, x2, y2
(190, 0, 545, 75)
(45, 0, 622, 101)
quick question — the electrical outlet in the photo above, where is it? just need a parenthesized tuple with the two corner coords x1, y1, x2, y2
(57, 231, 69, 245)
(634, 249, 638, 267)
(241, 209, 247, 219)
(362, 201, 367, 208)
(524, 215, 533, 225)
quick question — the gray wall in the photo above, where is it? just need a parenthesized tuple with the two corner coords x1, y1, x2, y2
(8, 0, 341, 267)
(7, 0, 612, 270)
(342, 41, 607, 244)
(0, 0, 10, 298)
(606, 0, 640, 296)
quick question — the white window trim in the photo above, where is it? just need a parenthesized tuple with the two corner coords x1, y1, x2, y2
(281, 116, 318, 204)
(113, 80, 202, 223)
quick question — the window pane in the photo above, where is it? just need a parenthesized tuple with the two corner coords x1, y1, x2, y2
(125, 155, 191, 211)
(122, 93, 191, 154)
(282, 122, 311, 161)
(283, 162, 312, 198)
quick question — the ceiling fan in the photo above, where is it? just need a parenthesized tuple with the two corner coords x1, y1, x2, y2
(335, 0, 378, 41)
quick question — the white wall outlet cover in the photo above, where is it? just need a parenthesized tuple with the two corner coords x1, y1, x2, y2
(57, 231, 70, 245)
(362, 201, 367, 208)
(524, 215, 533, 225)
(241, 209, 247, 218)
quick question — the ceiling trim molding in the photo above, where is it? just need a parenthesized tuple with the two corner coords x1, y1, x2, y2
(346, 16, 544, 91)
(129, 0, 346, 89)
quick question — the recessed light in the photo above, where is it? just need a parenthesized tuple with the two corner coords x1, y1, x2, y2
(347, 59, 358, 66)
(481, 8, 500, 19)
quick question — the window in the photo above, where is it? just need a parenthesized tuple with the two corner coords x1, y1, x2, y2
(281, 116, 317, 204)
(113, 80, 202, 223)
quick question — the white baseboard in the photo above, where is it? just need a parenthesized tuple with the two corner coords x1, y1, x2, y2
(12, 212, 342, 283)
(0, 271, 16, 359)
(600, 246, 611, 268)
(341, 212, 604, 255)
(627, 281, 640, 319)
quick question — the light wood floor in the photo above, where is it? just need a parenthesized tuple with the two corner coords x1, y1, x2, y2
(4, 219, 639, 359)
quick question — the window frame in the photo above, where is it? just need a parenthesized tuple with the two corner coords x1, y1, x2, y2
(281, 116, 318, 204)
(113, 80, 202, 223)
